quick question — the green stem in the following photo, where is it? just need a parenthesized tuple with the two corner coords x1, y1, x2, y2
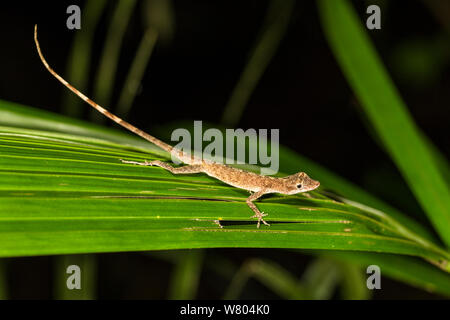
(62, 0, 108, 118)
(53, 254, 97, 300)
(116, 27, 158, 117)
(168, 250, 204, 299)
(0, 260, 8, 299)
(221, 0, 295, 126)
(91, 0, 138, 123)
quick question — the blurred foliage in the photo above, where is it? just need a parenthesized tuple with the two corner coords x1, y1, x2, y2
(391, 35, 450, 88)
(318, 0, 450, 247)
(1, 0, 450, 300)
(62, 0, 108, 118)
(221, 0, 294, 126)
(91, 0, 138, 123)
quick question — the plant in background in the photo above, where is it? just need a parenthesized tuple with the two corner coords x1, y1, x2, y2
(0, 0, 449, 299)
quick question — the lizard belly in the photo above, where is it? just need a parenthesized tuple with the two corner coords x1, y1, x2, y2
(203, 163, 270, 193)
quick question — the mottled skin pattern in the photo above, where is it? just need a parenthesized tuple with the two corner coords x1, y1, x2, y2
(34, 25, 320, 228)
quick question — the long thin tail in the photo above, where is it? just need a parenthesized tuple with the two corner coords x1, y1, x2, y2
(33, 24, 174, 155)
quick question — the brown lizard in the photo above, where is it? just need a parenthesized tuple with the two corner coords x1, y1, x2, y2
(34, 25, 320, 228)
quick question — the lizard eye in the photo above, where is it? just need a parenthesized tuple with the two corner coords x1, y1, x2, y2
(297, 184, 302, 189)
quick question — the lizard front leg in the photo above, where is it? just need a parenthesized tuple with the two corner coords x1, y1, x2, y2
(121, 159, 204, 174)
(246, 190, 270, 228)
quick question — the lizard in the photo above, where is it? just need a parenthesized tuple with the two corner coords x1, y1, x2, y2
(33, 25, 320, 228)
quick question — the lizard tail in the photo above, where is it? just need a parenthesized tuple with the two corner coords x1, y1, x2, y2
(34, 24, 175, 156)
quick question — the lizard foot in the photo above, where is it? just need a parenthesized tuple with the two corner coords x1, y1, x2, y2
(250, 211, 270, 228)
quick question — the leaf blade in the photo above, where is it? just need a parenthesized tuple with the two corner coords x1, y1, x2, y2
(317, 0, 450, 246)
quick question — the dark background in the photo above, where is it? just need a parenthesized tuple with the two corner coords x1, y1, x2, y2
(0, 0, 448, 299)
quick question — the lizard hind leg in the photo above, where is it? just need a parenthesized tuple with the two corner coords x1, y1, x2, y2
(120, 159, 153, 166)
(246, 191, 270, 228)
(121, 159, 204, 174)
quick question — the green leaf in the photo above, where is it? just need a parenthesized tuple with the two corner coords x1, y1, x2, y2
(0, 100, 449, 281)
(300, 257, 340, 299)
(221, 0, 295, 126)
(92, 0, 138, 122)
(318, 0, 450, 246)
(336, 260, 371, 300)
(168, 250, 204, 299)
(153, 120, 439, 246)
(320, 250, 450, 298)
(224, 258, 309, 299)
(0, 260, 8, 300)
(53, 254, 97, 299)
(62, 0, 108, 117)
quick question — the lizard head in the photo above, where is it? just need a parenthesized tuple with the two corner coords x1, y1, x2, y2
(284, 172, 320, 195)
